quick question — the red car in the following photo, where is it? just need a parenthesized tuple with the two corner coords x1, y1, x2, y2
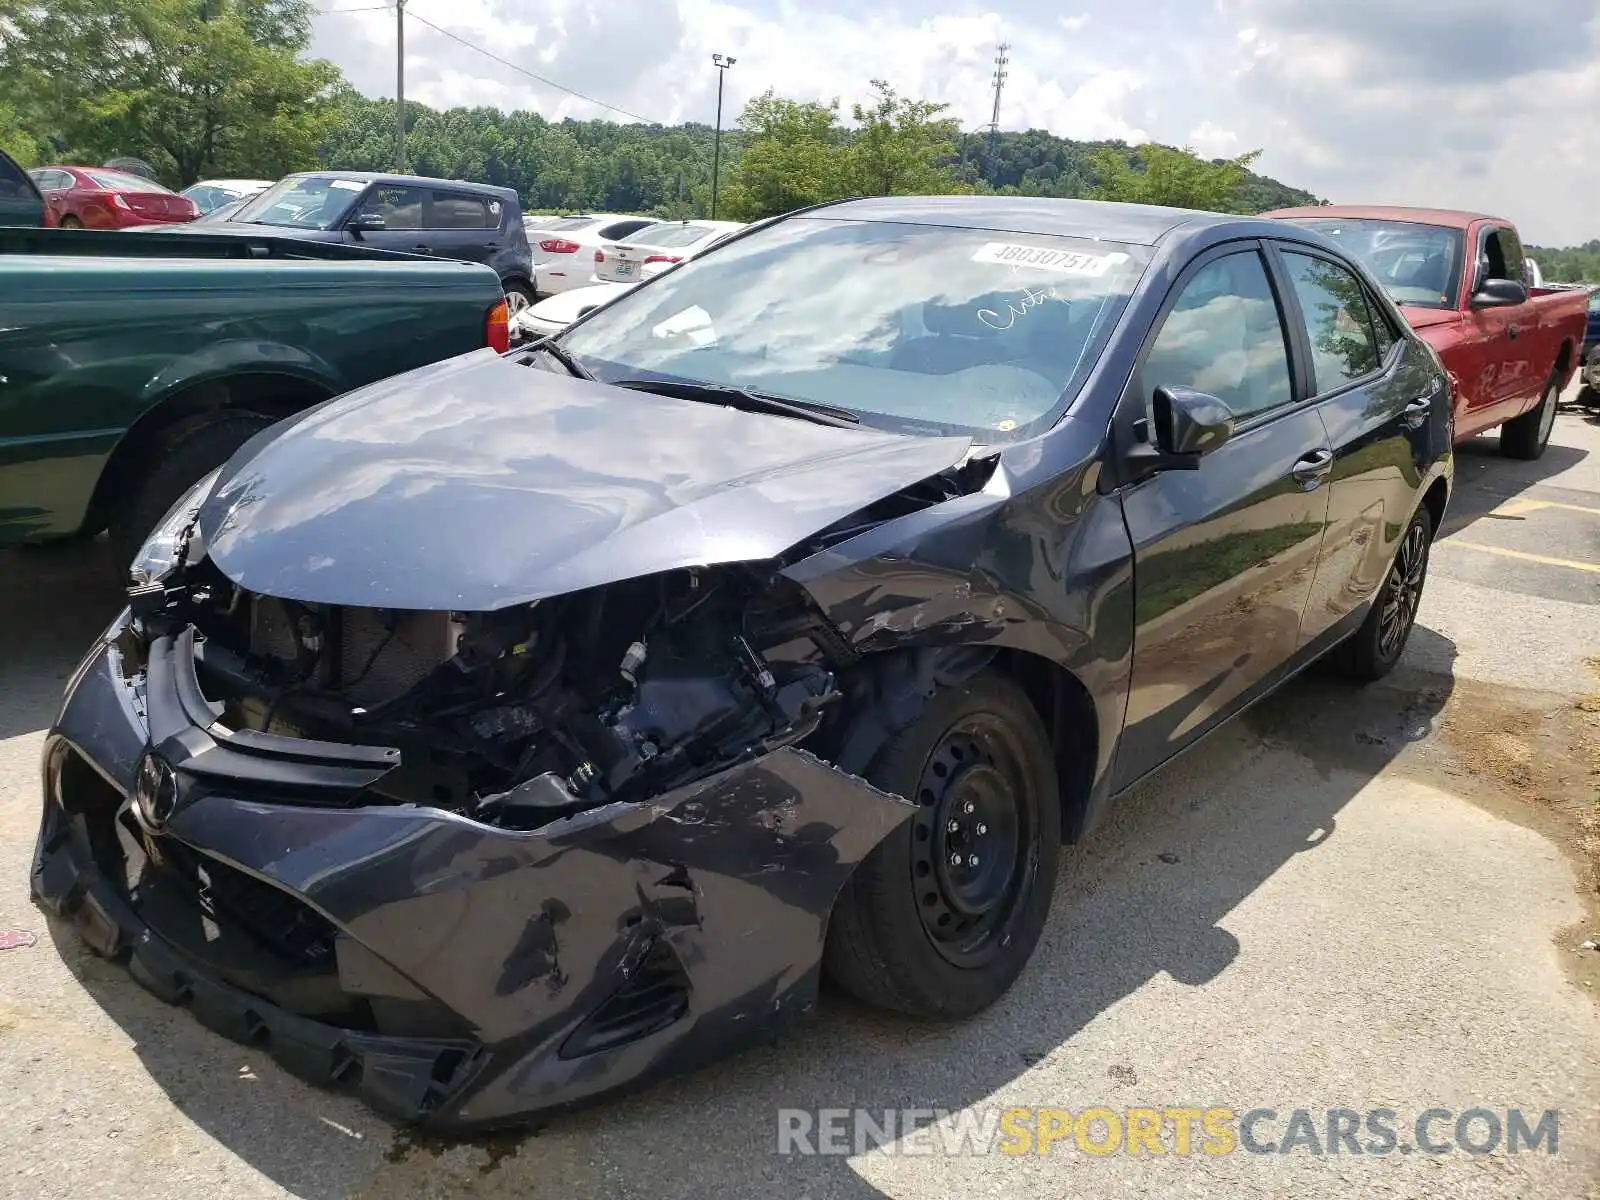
(25, 166, 200, 229)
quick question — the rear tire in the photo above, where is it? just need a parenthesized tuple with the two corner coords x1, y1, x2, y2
(824, 671, 1061, 1018)
(1328, 504, 1432, 682)
(108, 412, 276, 580)
(59, 215, 81, 229)
(1500, 369, 1561, 460)
(503, 280, 535, 317)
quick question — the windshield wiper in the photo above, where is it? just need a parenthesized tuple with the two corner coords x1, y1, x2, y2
(610, 378, 859, 427)
(527, 339, 593, 380)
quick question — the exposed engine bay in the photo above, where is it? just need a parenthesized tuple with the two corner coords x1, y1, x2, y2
(160, 561, 850, 829)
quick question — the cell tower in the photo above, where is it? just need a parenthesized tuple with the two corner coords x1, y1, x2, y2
(988, 42, 1010, 146)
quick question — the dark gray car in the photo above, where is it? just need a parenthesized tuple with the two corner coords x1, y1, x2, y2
(35, 196, 1454, 1132)
(216, 171, 536, 313)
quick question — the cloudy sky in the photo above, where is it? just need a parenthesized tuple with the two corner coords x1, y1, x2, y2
(311, 0, 1600, 246)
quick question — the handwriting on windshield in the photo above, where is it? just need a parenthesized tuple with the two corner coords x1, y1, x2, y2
(977, 279, 1062, 331)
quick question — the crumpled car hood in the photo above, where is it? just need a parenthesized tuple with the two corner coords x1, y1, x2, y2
(197, 350, 972, 610)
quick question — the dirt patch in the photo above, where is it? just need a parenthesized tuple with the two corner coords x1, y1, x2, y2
(1431, 676, 1600, 998)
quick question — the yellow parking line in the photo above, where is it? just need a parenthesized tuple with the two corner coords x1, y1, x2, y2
(1447, 541, 1600, 574)
(1492, 498, 1600, 520)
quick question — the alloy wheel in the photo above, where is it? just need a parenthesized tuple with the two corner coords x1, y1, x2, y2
(1378, 520, 1428, 660)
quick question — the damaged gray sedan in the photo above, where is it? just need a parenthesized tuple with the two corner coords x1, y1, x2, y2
(34, 197, 1453, 1129)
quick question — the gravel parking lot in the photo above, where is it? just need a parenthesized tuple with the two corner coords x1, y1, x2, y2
(2, 393, 1597, 1200)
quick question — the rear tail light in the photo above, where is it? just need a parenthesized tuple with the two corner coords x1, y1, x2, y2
(643, 254, 682, 265)
(486, 299, 510, 353)
(540, 238, 580, 253)
(110, 194, 131, 210)
(594, 249, 605, 263)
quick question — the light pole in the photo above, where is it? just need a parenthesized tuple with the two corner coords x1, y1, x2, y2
(395, 0, 407, 172)
(710, 52, 736, 219)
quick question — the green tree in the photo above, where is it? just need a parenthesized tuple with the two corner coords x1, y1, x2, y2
(721, 90, 847, 221)
(1089, 144, 1264, 212)
(0, 102, 40, 166)
(0, 0, 341, 186)
(846, 79, 967, 198)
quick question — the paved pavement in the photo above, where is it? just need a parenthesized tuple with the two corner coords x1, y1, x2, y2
(1, 397, 1598, 1200)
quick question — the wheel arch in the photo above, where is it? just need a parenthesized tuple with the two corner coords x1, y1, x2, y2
(81, 371, 332, 537)
(1420, 475, 1450, 539)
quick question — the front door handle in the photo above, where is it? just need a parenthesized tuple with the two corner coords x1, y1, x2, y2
(1292, 448, 1334, 490)
(1508, 325, 1520, 340)
(1402, 396, 1432, 429)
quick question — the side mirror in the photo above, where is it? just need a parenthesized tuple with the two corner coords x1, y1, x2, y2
(346, 211, 386, 233)
(1127, 386, 1235, 472)
(1470, 277, 1526, 308)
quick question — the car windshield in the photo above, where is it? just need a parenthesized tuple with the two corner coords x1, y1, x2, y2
(559, 217, 1150, 441)
(1288, 218, 1464, 310)
(86, 171, 171, 193)
(230, 175, 366, 229)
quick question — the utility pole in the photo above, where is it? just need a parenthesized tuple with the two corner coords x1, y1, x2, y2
(987, 42, 1009, 183)
(710, 52, 736, 220)
(395, 0, 408, 173)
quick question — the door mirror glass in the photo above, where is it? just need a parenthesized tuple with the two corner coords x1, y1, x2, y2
(1470, 277, 1527, 309)
(1153, 385, 1235, 457)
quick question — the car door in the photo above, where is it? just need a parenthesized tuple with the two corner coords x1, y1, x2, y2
(1269, 243, 1435, 648)
(349, 183, 432, 255)
(1463, 222, 1535, 418)
(1111, 243, 1333, 789)
(424, 190, 504, 268)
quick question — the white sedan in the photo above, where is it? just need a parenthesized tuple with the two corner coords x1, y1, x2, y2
(511, 281, 639, 342)
(591, 220, 745, 285)
(532, 213, 660, 296)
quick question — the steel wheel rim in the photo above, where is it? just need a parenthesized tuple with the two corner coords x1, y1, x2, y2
(907, 715, 1038, 968)
(1378, 520, 1428, 659)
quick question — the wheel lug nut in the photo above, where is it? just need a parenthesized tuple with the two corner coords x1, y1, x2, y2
(976, 823, 988, 835)
(963, 802, 975, 814)
(968, 855, 980, 867)
(949, 852, 961, 866)
(947, 820, 959, 833)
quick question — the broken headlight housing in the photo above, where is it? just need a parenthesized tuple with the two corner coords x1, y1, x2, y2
(128, 468, 220, 585)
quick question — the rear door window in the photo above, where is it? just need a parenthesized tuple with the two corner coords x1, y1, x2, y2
(1280, 251, 1384, 393)
(427, 192, 499, 229)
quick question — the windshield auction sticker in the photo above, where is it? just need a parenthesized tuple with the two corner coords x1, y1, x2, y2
(972, 243, 1130, 277)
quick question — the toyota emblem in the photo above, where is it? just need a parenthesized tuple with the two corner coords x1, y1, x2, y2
(133, 750, 179, 830)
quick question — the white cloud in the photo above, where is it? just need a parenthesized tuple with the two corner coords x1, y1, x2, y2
(1187, 120, 1240, 159)
(309, 0, 1600, 244)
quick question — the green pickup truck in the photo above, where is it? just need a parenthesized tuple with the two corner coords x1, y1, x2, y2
(1, 226, 508, 567)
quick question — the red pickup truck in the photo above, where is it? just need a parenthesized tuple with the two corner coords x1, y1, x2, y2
(1265, 205, 1587, 459)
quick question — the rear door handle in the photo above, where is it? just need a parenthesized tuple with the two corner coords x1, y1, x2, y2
(1292, 448, 1334, 490)
(1402, 396, 1432, 428)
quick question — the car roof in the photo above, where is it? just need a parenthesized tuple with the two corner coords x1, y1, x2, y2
(1263, 204, 1506, 230)
(191, 179, 273, 189)
(281, 170, 519, 202)
(800, 195, 1243, 247)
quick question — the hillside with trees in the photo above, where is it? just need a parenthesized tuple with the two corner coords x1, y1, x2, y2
(1527, 242, 1600, 284)
(0, 0, 1322, 217)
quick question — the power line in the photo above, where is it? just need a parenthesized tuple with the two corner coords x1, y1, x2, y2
(317, 4, 393, 12)
(402, 8, 659, 125)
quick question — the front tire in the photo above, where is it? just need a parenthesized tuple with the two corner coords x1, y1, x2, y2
(1500, 370, 1560, 460)
(108, 411, 276, 579)
(1329, 504, 1433, 682)
(59, 215, 81, 229)
(824, 671, 1061, 1018)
